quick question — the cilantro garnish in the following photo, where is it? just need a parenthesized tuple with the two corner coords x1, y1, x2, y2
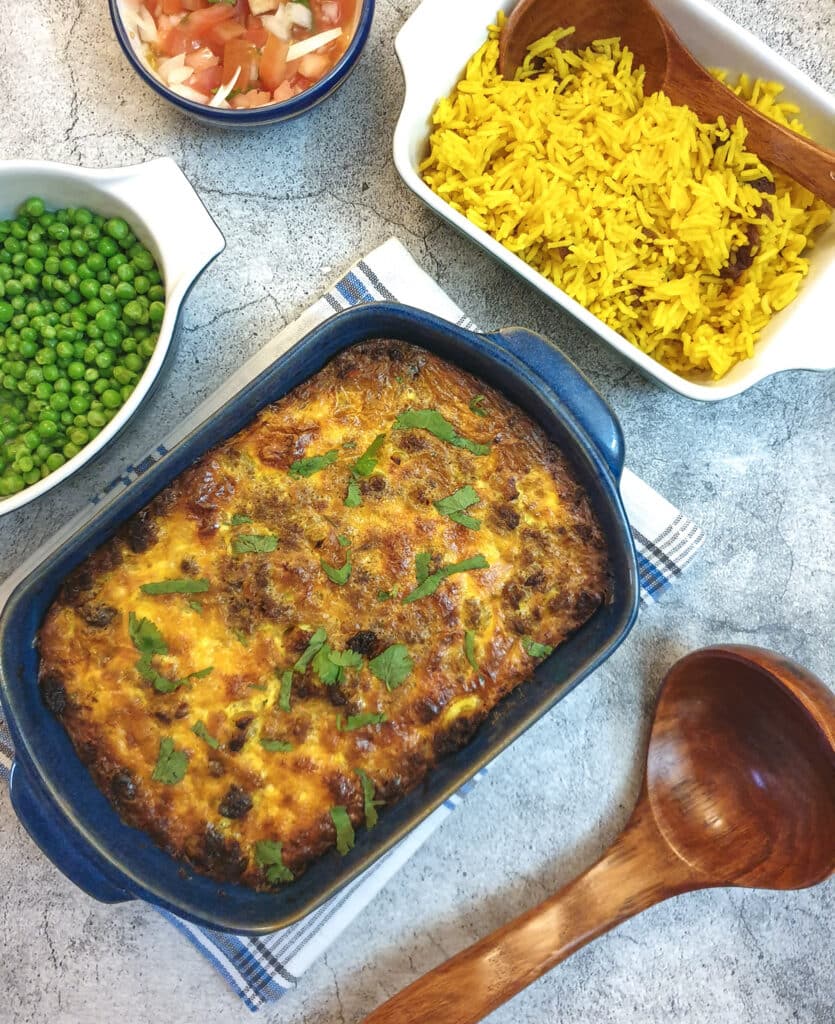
(260, 738, 293, 752)
(402, 555, 489, 604)
(321, 542, 351, 585)
(330, 806, 355, 855)
(288, 449, 339, 479)
(188, 600, 203, 614)
(434, 485, 482, 530)
(192, 720, 219, 749)
(152, 737, 187, 784)
(344, 479, 362, 507)
(522, 637, 555, 658)
(277, 668, 293, 711)
(229, 513, 253, 526)
(141, 578, 209, 595)
(293, 628, 327, 672)
(415, 551, 432, 585)
(352, 433, 386, 477)
(313, 644, 362, 685)
(343, 433, 386, 507)
(469, 395, 488, 417)
(376, 587, 398, 602)
(254, 840, 294, 883)
(393, 409, 491, 456)
(356, 768, 383, 829)
(464, 629, 479, 672)
(129, 611, 167, 659)
(232, 533, 277, 554)
(337, 712, 387, 731)
(368, 644, 413, 691)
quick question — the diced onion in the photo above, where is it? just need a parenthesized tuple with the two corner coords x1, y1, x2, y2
(286, 28, 342, 62)
(261, 7, 292, 41)
(134, 4, 158, 43)
(287, 2, 313, 29)
(167, 65, 195, 86)
(157, 52, 185, 81)
(169, 83, 209, 103)
(319, 2, 340, 25)
(209, 65, 241, 108)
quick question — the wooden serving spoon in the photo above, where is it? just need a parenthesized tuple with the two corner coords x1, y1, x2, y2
(498, 0, 835, 206)
(362, 645, 835, 1024)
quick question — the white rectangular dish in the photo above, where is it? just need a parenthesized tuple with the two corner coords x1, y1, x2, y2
(393, 0, 835, 401)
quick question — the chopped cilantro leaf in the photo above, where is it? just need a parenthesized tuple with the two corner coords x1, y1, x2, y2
(192, 721, 219, 749)
(234, 629, 250, 647)
(288, 448, 339, 479)
(393, 408, 491, 456)
(330, 806, 355, 855)
(313, 644, 362, 685)
(254, 840, 294, 884)
(128, 612, 167, 658)
(434, 485, 482, 530)
(277, 668, 293, 711)
(522, 636, 555, 658)
(355, 767, 383, 829)
(368, 644, 413, 691)
(415, 551, 432, 585)
(232, 533, 277, 555)
(402, 554, 489, 604)
(464, 630, 479, 672)
(344, 479, 362, 507)
(321, 552, 351, 585)
(376, 587, 398, 602)
(229, 513, 253, 526)
(337, 712, 387, 732)
(188, 600, 203, 614)
(152, 737, 187, 784)
(352, 433, 386, 477)
(260, 738, 293, 752)
(293, 628, 327, 671)
(338, 535, 350, 547)
(469, 394, 488, 417)
(141, 578, 210, 595)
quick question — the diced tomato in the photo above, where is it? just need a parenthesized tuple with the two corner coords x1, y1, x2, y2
(180, 0, 208, 10)
(259, 32, 288, 91)
(298, 52, 329, 81)
(189, 66, 224, 92)
(184, 5, 237, 33)
(272, 81, 294, 103)
(243, 26, 269, 46)
(223, 39, 258, 92)
(207, 19, 247, 48)
(230, 89, 273, 109)
(161, 0, 185, 12)
(185, 46, 219, 70)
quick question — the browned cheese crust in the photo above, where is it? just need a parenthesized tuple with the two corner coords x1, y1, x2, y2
(38, 339, 609, 888)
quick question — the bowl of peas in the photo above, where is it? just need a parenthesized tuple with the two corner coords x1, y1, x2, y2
(0, 158, 225, 514)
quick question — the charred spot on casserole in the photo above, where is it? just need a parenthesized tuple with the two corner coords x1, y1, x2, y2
(37, 340, 609, 889)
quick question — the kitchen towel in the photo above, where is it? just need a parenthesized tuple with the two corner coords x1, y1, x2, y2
(0, 237, 704, 1010)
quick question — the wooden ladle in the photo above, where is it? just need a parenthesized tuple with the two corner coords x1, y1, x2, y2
(498, 0, 835, 206)
(363, 645, 835, 1024)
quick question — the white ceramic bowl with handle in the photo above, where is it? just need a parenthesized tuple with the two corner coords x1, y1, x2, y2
(393, 0, 835, 401)
(0, 158, 225, 516)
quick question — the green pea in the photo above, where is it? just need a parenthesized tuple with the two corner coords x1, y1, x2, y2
(100, 388, 122, 409)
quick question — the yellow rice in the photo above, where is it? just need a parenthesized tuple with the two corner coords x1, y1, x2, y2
(420, 20, 831, 379)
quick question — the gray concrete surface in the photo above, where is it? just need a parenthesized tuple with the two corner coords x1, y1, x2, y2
(0, 0, 833, 1021)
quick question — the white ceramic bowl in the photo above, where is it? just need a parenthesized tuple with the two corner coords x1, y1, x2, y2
(0, 158, 225, 516)
(393, 0, 835, 401)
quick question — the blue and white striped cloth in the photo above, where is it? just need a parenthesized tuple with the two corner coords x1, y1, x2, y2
(0, 238, 704, 1010)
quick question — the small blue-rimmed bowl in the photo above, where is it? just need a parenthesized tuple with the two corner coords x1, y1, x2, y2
(108, 0, 375, 128)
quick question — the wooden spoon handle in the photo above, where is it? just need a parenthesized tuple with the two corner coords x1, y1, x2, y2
(661, 27, 835, 205)
(362, 799, 697, 1024)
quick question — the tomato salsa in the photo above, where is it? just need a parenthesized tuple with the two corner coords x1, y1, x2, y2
(123, 0, 359, 109)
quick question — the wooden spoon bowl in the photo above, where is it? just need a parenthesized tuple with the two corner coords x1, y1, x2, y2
(363, 646, 835, 1024)
(498, 0, 835, 205)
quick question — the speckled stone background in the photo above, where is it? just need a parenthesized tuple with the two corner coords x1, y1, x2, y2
(1, 1, 833, 1021)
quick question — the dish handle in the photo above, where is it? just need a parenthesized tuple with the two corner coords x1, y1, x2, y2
(488, 327, 626, 479)
(9, 760, 132, 905)
(101, 157, 225, 295)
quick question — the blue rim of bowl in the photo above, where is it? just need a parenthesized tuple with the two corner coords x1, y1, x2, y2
(108, 0, 375, 124)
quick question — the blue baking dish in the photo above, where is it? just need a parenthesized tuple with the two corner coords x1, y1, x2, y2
(0, 302, 639, 934)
